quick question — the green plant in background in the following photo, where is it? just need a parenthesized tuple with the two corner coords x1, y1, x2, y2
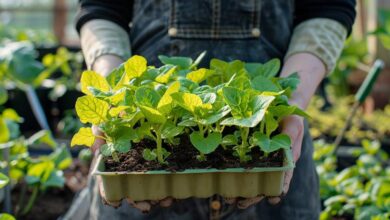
(0, 108, 72, 217)
(314, 139, 390, 220)
(0, 24, 57, 47)
(57, 110, 83, 137)
(328, 38, 371, 97)
(43, 47, 84, 101)
(372, 9, 390, 50)
(71, 54, 307, 165)
(0, 173, 16, 220)
(308, 96, 390, 144)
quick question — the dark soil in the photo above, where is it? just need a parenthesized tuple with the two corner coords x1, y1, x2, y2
(11, 186, 74, 220)
(105, 136, 285, 172)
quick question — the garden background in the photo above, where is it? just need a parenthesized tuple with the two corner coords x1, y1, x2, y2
(0, 0, 390, 219)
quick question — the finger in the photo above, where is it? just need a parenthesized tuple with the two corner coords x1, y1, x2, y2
(224, 197, 237, 205)
(281, 116, 304, 162)
(237, 196, 264, 209)
(133, 201, 152, 213)
(159, 197, 174, 207)
(283, 169, 294, 194)
(267, 196, 281, 205)
(92, 125, 105, 154)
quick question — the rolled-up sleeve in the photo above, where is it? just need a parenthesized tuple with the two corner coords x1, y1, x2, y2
(285, 0, 356, 74)
(76, 0, 133, 33)
(75, 0, 133, 68)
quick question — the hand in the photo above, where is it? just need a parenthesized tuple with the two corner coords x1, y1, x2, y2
(91, 125, 174, 212)
(90, 55, 175, 212)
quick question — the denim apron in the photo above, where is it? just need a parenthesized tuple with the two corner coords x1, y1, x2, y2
(86, 1, 320, 219)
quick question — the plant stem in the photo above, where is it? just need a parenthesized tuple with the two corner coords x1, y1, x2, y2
(197, 153, 206, 161)
(21, 185, 39, 216)
(112, 151, 119, 162)
(155, 125, 164, 164)
(238, 127, 250, 163)
(198, 124, 204, 135)
(16, 183, 27, 216)
(260, 120, 265, 134)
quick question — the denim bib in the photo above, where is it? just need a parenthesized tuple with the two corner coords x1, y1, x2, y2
(131, 0, 294, 66)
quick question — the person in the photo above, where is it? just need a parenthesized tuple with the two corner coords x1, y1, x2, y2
(71, 0, 356, 219)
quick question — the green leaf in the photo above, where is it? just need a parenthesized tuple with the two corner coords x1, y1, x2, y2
(222, 134, 238, 146)
(171, 92, 211, 113)
(251, 75, 280, 92)
(143, 149, 157, 161)
(0, 213, 16, 220)
(80, 70, 110, 95)
(138, 105, 166, 123)
(0, 42, 44, 85)
(155, 66, 176, 83)
(0, 117, 10, 143)
(161, 121, 183, 139)
(260, 59, 280, 78)
(186, 68, 211, 83)
(71, 127, 95, 147)
(0, 86, 7, 105)
(101, 144, 114, 157)
(268, 105, 296, 121)
(109, 106, 129, 117)
(221, 95, 274, 127)
(226, 74, 251, 90)
(222, 87, 242, 109)
(135, 86, 161, 108)
(112, 138, 131, 153)
(190, 131, 222, 154)
(124, 55, 147, 80)
(252, 133, 291, 153)
(106, 64, 125, 88)
(75, 96, 109, 124)
(157, 81, 180, 115)
(27, 130, 57, 148)
(2, 108, 23, 122)
(279, 73, 300, 91)
(42, 171, 65, 188)
(0, 172, 9, 189)
(265, 112, 278, 136)
(158, 55, 193, 69)
(51, 146, 72, 170)
(198, 105, 231, 125)
(178, 119, 198, 127)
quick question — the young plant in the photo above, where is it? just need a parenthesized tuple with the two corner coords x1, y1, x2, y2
(72, 54, 308, 166)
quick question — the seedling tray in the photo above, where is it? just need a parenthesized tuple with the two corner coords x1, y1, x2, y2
(92, 148, 294, 203)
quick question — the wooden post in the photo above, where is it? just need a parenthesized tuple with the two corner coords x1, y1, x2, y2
(53, 0, 67, 44)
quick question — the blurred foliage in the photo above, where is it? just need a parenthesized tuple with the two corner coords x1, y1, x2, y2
(44, 47, 84, 101)
(0, 24, 57, 47)
(372, 9, 390, 50)
(0, 108, 72, 216)
(308, 96, 390, 144)
(328, 38, 371, 97)
(314, 140, 390, 220)
(57, 110, 83, 137)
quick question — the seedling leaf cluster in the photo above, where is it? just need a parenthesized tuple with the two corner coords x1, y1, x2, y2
(72, 54, 307, 164)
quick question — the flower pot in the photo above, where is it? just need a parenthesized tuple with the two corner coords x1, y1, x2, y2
(92, 148, 294, 203)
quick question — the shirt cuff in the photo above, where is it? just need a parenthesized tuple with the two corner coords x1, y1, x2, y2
(285, 18, 347, 74)
(80, 19, 131, 69)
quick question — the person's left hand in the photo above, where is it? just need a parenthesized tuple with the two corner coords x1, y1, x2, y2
(225, 114, 304, 208)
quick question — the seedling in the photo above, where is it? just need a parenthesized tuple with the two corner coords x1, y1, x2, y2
(72, 54, 307, 165)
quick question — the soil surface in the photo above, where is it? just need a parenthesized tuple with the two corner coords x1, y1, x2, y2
(105, 136, 285, 172)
